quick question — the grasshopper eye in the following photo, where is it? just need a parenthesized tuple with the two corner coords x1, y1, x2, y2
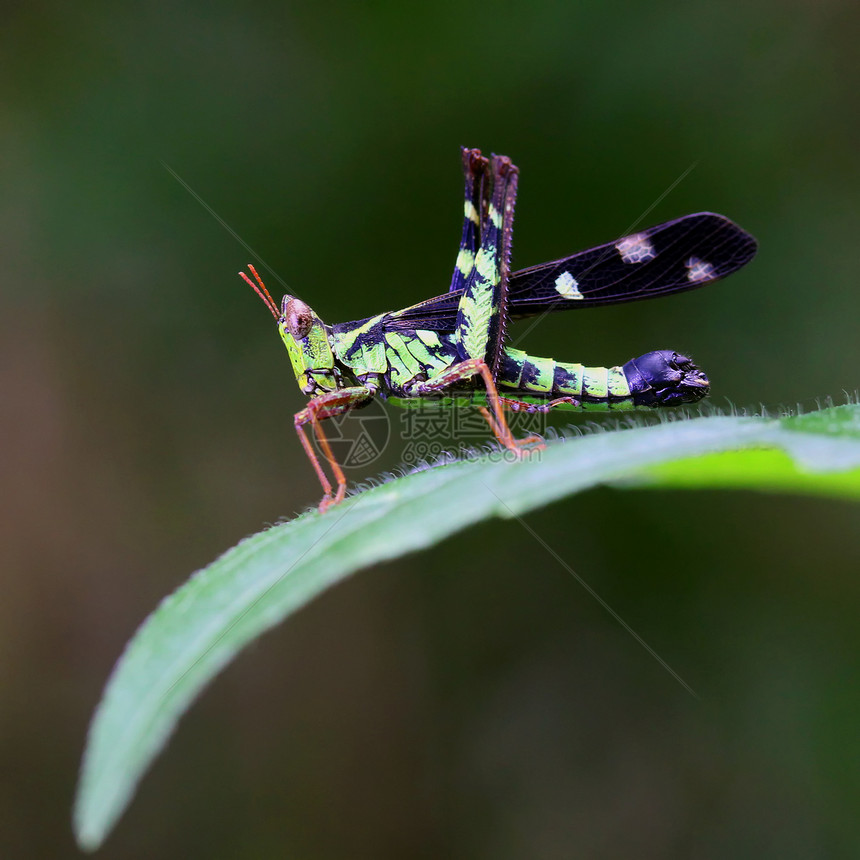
(283, 299, 313, 340)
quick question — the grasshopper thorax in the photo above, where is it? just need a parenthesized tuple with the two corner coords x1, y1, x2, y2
(239, 265, 340, 397)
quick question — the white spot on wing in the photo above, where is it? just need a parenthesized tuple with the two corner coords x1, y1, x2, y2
(615, 233, 656, 264)
(685, 256, 716, 283)
(554, 271, 584, 300)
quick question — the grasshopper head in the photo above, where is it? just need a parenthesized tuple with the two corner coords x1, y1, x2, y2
(277, 294, 339, 395)
(240, 265, 339, 396)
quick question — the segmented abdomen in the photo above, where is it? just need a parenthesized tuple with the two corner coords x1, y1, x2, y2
(499, 347, 632, 404)
(498, 347, 709, 409)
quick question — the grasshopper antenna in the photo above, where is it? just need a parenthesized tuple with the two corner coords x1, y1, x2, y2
(239, 264, 279, 320)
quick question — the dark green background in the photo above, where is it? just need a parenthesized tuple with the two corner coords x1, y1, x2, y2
(3, 2, 859, 857)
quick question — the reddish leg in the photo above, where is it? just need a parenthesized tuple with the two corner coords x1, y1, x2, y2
(294, 386, 374, 512)
(477, 405, 545, 450)
(499, 394, 581, 414)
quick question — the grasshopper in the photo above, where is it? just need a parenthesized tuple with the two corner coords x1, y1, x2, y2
(240, 148, 757, 511)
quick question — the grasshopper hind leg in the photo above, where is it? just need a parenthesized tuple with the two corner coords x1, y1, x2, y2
(448, 148, 490, 294)
(454, 155, 519, 375)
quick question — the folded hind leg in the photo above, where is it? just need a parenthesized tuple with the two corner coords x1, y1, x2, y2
(448, 147, 489, 294)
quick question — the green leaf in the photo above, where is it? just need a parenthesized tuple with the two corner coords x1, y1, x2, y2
(74, 403, 860, 850)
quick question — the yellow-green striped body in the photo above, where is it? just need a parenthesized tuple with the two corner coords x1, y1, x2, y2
(329, 318, 640, 409)
(498, 347, 635, 408)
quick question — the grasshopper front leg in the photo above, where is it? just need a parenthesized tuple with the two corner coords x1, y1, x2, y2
(294, 386, 375, 512)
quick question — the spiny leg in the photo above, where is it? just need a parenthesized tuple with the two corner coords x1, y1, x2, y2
(492, 156, 519, 377)
(294, 386, 375, 512)
(448, 147, 489, 294)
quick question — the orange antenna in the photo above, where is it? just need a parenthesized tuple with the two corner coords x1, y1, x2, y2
(239, 263, 279, 320)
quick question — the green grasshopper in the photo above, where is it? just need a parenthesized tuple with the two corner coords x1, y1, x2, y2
(240, 148, 757, 511)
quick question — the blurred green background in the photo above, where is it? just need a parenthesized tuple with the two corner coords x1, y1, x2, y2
(2, 1, 859, 857)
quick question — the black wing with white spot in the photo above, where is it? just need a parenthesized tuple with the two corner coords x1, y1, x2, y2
(385, 212, 757, 331)
(507, 212, 757, 317)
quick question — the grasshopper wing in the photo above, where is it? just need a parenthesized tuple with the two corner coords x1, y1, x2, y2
(385, 212, 757, 331)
